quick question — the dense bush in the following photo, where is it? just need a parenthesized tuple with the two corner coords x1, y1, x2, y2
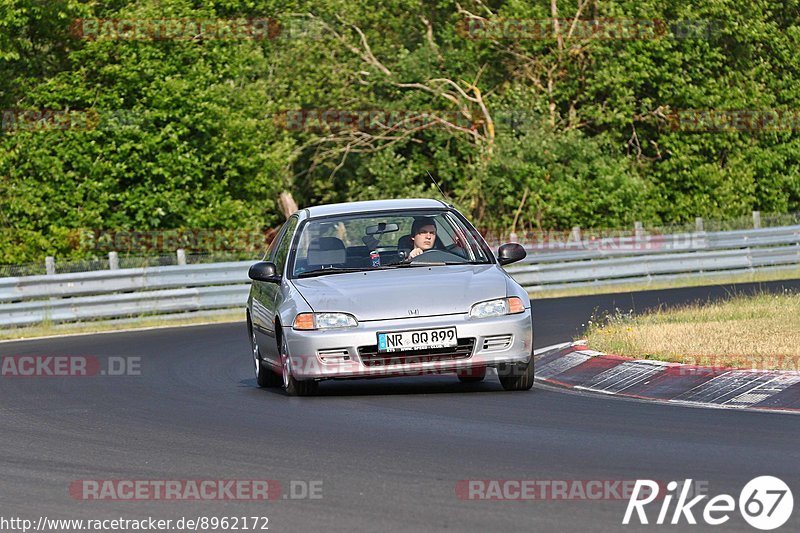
(1, 0, 799, 262)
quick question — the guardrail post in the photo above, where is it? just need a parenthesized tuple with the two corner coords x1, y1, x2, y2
(753, 211, 761, 229)
(45, 256, 55, 275)
(570, 226, 582, 243)
(695, 217, 704, 232)
(634, 221, 644, 241)
(176, 248, 187, 266)
(108, 251, 119, 270)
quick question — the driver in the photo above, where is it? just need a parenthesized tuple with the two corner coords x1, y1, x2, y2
(409, 217, 437, 259)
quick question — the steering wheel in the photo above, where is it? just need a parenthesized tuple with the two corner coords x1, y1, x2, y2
(408, 249, 468, 263)
(445, 243, 468, 258)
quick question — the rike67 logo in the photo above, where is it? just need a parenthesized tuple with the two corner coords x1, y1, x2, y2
(624, 476, 793, 530)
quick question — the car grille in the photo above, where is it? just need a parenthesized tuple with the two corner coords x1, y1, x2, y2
(358, 338, 475, 367)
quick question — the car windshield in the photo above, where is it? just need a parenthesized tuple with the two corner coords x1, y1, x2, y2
(291, 210, 492, 277)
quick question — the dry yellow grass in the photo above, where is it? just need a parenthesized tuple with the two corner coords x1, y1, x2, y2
(583, 292, 800, 370)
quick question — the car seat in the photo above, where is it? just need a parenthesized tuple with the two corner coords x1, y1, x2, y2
(307, 237, 346, 268)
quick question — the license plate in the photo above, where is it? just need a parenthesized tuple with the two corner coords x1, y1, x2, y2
(377, 327, 457, 353)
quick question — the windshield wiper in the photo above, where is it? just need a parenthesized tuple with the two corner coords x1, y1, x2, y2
(297, 267, 367, 278)
(380, 261, 446, 268)
(298, 261, 487, 276)
(382, 259, 491, 267)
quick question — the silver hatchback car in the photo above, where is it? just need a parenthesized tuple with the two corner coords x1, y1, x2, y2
(246, 198, 533, 395)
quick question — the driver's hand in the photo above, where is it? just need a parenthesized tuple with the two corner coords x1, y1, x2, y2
(409, 247, 424, 258)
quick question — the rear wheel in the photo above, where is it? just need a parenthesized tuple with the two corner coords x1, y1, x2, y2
(497, 356, 534, 391)
(279, 335, 318, 397)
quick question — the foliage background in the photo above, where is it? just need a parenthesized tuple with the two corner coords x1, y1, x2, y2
(1, 0, 799, 262)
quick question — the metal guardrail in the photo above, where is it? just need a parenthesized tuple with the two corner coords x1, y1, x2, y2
(0, 261, 252, 301)
(509, 224, 800, 291)
(0, 260, 252, 327)
(512, 225, 800, 263)
(0, 226, 798, 327)
(0, 285, 249, 326)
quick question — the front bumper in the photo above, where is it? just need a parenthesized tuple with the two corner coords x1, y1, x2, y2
(284, 310, 533, 380)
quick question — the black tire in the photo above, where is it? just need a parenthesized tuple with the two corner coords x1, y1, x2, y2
(497, 356, 535, 391)
(457, 366, 486, 383)
(250, 323, 280, 388)
(279, 335, 318, 397)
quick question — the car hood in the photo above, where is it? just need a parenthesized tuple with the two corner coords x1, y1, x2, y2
(291, 265, 506, 321)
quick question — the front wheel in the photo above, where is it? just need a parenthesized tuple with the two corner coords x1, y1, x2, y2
(497, 357, 534, 391)
(279, 335, 318, 397)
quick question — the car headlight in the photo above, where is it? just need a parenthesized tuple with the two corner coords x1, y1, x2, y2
(469, 297, 525, 319)
(293, 312, 358, 330)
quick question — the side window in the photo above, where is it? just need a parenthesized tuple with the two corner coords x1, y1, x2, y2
(264, 229, 282, 261)
(433, 215, 455, 247)
(272, 216, 299, 274)
(446, 212, 487, 262)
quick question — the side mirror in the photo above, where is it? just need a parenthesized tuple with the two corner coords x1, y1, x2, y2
(497, 243, 526, 266)
(248, 261, 280, 283)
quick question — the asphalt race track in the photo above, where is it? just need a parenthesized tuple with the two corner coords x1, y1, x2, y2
(2, 280, 799, 532)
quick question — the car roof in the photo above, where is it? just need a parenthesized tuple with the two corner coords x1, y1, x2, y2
(302, 198, 449, 218)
